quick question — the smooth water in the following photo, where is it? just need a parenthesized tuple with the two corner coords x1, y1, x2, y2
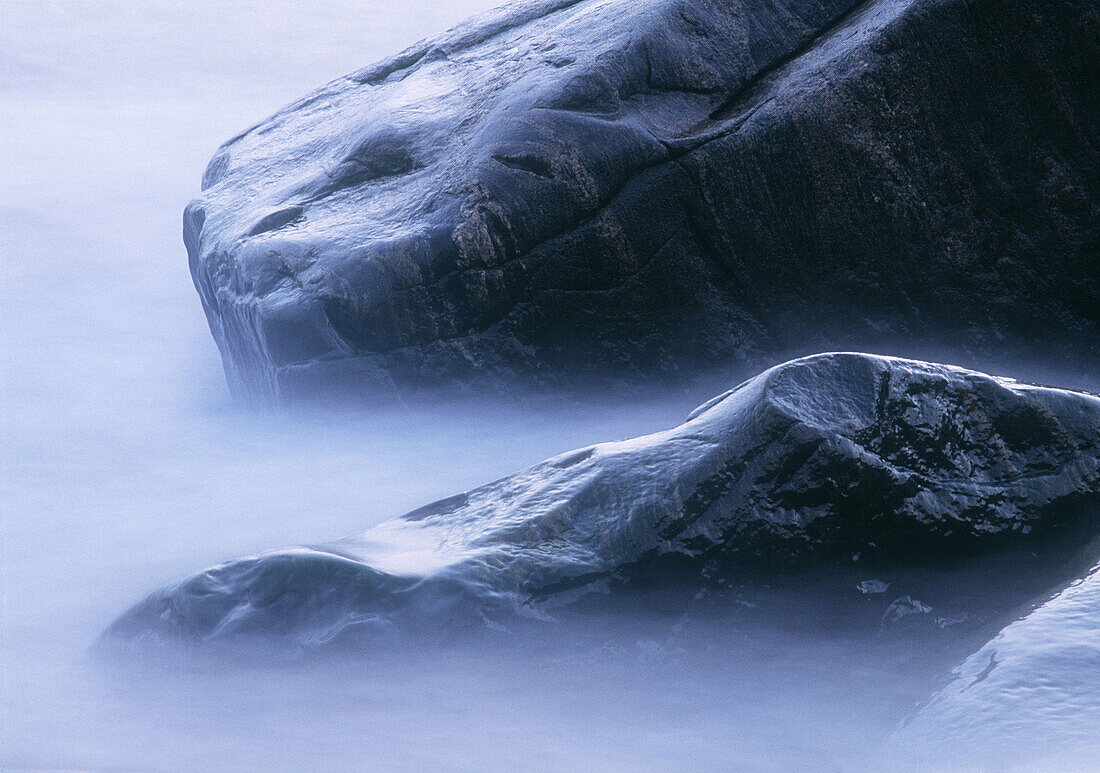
(2, 3, 1097, 771)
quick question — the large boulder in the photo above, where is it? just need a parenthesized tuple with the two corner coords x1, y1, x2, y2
(185, 0, 1099, 403)
(106, 354, 1100, 648)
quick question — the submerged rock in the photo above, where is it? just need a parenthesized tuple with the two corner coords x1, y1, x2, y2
(184, 0, 1099, 403)
(106, 353, 1100, 648)
(881, 595, 931, 623)
(858, 579, 890, 595)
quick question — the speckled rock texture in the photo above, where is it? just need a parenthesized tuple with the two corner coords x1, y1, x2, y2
(106, 354, 1100, 647)
(185, 0, 1099, 404)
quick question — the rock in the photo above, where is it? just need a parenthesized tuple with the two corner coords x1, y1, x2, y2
(933, 612, 967, 629)
(882, 595, 931, 623)
(898, 562, 1100, 766)
(184, 0, 1100, 403)
(105, 353, 1100, 648)
(858, 579, 890, 594)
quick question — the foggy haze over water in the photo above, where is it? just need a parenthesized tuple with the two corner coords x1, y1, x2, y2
(2, 2, 1098, 771)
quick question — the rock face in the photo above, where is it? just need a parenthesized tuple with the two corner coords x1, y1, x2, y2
(185, 0, 1099, 403)
(106, 354, 1100, 647)
(898, 561, 1100, 766)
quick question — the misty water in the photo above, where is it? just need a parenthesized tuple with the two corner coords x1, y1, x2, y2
(2, 3, 1098, 771)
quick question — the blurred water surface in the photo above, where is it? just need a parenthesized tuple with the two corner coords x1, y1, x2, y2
(2, 3, 1097, 771)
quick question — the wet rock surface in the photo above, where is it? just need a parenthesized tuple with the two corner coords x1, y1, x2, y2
(898, 561, 1100, 766)
(105, 354, 1100, 648)
(185, 0, 1099, 403)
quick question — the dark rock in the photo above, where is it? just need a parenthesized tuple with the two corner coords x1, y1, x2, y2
(882, 594, 931, 623)
(185, 0, 1099, 403)
(105, 354, 1100, 648)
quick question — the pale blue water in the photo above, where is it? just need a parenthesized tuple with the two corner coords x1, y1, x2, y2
(0, 6, 757, 769)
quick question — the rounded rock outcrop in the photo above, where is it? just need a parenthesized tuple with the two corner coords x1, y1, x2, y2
(186, 0, 1100, 403)
(105, 354, 1100, 648)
